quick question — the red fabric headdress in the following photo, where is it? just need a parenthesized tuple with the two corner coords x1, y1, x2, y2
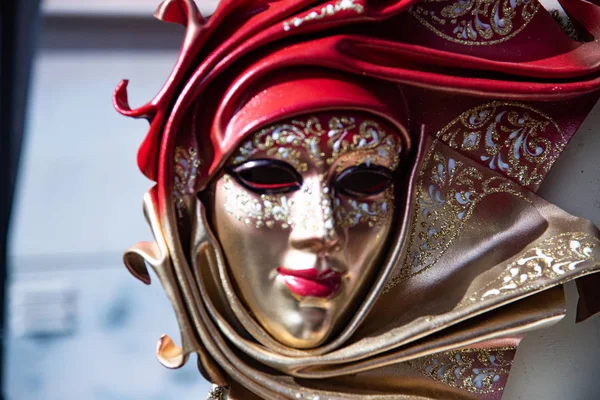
(114, 0, 600, 196)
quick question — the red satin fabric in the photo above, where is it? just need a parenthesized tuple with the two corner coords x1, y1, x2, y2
(113, 0, 600, 191)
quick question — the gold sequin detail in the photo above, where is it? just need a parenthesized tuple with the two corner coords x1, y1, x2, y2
(327, 117, 401, 171)
(335, 188, 394, 228)
(410, 0, 539, 46)
(232, 117, 324, 172)
(465, 232, 600, 303)
(222, 175, 293, 230)
(206, 385, 229, 400)
(384, 141, 528, 292)
(283, 0, 365, 31)
(436, 102, 563, 190)
(174, 146, 202, 218)
(232, 115, 401, 171)
(407, 347, 515, 394)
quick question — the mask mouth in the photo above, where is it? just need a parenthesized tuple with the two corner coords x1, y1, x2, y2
(277, 267, 343, 298)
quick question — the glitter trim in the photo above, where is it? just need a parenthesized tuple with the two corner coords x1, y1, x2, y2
(232, 115, 401, 172)
(384, 141, 528, 292)
(407, 347, 515, 394)
(283, 0, 365, 31)
(410, 0, 540, 46)
(174, 146, 202, 218)
(464, 232, 600, 303)
(436, 102, 564, 190)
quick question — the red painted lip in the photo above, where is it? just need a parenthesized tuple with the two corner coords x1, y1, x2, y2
(277, 267, 342, 298)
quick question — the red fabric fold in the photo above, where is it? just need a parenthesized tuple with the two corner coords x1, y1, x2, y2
(113, 0, 600, 195)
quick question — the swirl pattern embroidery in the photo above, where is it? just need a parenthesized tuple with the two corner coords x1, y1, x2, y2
(467, 232, 600, 302)
(384, 142, 527, 292)
(407, 347, 515, 394)
(436, 102, 564, 190)
(410, 0, 540, 46)
(232, 115, 401, 172)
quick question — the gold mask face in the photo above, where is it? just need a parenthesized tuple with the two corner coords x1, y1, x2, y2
(206, 112, 403, 348)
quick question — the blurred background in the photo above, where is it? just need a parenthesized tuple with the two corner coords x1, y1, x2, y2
(2, 0, 600, 399)
(3, 1, 219, 399)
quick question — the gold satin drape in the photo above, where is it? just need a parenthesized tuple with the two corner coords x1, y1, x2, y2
(124, 132, 600, 399)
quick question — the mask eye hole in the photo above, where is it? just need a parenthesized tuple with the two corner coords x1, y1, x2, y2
(227, 159, 302, 194)
(335, 165, 393, 198)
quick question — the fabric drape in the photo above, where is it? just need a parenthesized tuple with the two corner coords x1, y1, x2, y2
(117, 0, 600, 398)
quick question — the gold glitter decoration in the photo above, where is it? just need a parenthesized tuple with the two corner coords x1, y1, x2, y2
(384, 142, 528, 292)
(232, 117, 324, 172)
(225, 115, 399, 238)
(318, 175, 338, 241)
(335, 188, 394, 228)
(436, 102, 563, 189)
(232, 115, 401, 171)
(467, 232, 600, 303)
(206, 385, 229, 400)
(222, 175, 293, 230)
(173, 146, 202, 218)
(410, 0, 540, 46)
(283, 0, 365, 31)
(327, 117, 401, 171)
(407, 347, 515, 394)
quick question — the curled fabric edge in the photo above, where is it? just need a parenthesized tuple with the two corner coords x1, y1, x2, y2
(122, 187, 228, 386)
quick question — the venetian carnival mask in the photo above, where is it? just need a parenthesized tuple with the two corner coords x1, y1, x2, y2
(116, 0, 600, 399)
(208, 111, 405, 348)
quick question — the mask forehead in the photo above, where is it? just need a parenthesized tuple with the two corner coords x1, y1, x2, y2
(229, 113, 403, 172)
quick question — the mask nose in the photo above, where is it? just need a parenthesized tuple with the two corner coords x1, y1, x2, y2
(289, 176, 342, 254)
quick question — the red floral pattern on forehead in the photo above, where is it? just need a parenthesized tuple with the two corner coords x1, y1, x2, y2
(114, 0, 600, 194)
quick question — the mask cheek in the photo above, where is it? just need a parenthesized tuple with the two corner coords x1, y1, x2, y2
(220, 174, 295, 230)
(211, 177, 295, 310)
